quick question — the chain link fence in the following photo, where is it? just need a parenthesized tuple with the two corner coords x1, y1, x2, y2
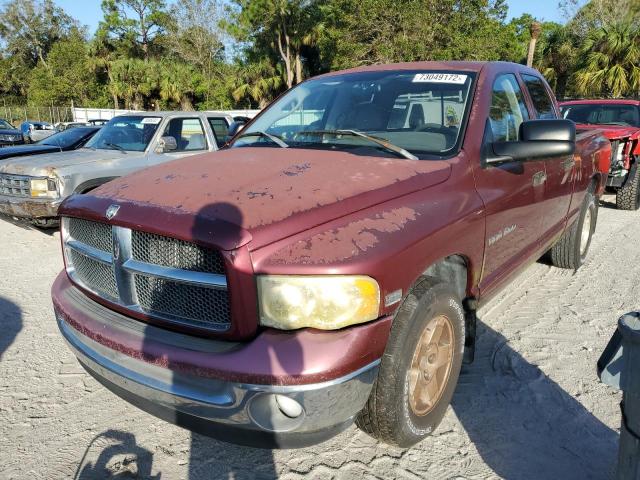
(1, 105, 73, 127)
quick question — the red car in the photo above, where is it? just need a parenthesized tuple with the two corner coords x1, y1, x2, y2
(53, 62, 611, 448)
(560, 99, 640, 210)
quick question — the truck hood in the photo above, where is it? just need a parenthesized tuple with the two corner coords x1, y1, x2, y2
(0, 148, 140, 176)
(575, 123, 640, 141)
(0, 144, 61, 160)
(61, 147, 452, 251)
(0, 128, 21, 135)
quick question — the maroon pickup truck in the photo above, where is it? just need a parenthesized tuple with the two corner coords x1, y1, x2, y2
(52, 61, 611, 449)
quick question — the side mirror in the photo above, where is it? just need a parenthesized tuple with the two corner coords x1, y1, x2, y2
(487, 119, 576, 164)
(226, 121, 246, 140)
(156, 135, 178, 153)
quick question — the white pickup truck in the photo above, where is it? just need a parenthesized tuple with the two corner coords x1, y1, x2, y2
(0, 111, 233, 226)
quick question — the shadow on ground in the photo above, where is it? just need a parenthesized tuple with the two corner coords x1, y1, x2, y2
(74, 430, 160, 480)
(0, 296, 22, 360)
(0, 214, 57, 235)
(452, 320, 618, 479)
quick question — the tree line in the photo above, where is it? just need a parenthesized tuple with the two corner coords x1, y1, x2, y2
(0, 0, 638, 112)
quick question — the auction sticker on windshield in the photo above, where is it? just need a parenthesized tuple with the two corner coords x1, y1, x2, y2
(141, 117, 162, 124)
(412, 73, 468, 84)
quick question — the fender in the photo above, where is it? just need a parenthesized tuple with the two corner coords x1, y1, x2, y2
(74, 177, 119, 194)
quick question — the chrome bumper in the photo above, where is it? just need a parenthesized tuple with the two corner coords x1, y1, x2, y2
(57, 314, 379, 448)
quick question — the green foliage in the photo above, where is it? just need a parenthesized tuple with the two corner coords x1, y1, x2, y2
(98, 0, 171, 59)
(1, 0, 639, 110)
(227, 0, 322, 87)
(318, 0, 520, 69)
(574, 22, 640, 97)
(27, 33, 97, 106)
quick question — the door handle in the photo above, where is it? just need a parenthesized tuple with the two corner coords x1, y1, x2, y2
(532, 171, 547, 187)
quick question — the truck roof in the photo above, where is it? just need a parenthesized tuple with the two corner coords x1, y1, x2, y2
(560, 99, 640, 106)
(320, 60, 543, 77)
(111, 111, 232, 118)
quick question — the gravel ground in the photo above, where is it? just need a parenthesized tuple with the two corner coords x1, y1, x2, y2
(0, 195, 636, 479)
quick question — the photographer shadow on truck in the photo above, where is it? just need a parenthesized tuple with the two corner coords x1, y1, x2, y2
(142, 202, 286, 478)
(452, 320, 617, 479)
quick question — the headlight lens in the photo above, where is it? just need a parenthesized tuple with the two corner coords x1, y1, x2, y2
(30, 178, 58, 198)
(258, 275, 380, 330)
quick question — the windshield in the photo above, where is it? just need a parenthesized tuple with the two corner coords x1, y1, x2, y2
(0, 120, 14, 130)
(233, 70, 475, 159)
(38, 128, 97, 148)
(561, 103, 640, 127)
(85, 116, 161, 152)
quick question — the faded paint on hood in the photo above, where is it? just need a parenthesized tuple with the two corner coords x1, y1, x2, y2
(72, 147, 451, 251)
(0, 148, 141, 177)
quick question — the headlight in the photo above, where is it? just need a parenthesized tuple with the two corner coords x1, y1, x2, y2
(258, 275, 380, 330)
(30, 178, 58, 198)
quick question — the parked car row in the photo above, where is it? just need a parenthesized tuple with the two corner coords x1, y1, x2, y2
(0, 119, 112, 147)
(0, 61, 635, 451)
(0, 118, 24, 146)
(0, 111, 233, 227)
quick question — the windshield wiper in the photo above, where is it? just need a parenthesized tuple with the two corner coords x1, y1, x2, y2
(236, 131, 289, 148)
(297, 129, 418, 160)
(104, 142, 127, 153)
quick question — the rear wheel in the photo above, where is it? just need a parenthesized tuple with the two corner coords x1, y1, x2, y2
(356, 278, 465, 447)
(549, 191, 597, 269)
(616, 162, 640, 210)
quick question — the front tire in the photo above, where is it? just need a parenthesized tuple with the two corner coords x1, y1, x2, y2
(616, 162, 640, 210)
(356, 278, 465, 447)
(549, 191, 597, 269)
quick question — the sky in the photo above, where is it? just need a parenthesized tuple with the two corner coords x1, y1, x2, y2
(55, 0, 568, 35)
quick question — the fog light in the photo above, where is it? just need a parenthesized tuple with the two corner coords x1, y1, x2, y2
(247, 393, 305, 432)
(275, 394, 303, 418)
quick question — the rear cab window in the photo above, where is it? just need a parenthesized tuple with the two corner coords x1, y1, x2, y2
(522, 74, 557, 120)
(207, 117, 231, 145)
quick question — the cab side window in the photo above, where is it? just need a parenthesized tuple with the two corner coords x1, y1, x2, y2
(208, 117, 230, 145)
(489, 74, 530, 142)
(162, 118, 207, 151)
(522, 74, 557, 119)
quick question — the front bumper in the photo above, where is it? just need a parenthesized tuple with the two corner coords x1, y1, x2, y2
(0, 140, 25, 147)
(0, 195, 61, 219)
(53, 273, 387, 448)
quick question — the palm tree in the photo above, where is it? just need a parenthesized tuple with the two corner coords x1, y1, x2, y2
(538, 25, 578, 98)
(159, 62, 200, 111)
(573, 22, 640, 98)
(233, 60, 284, 109)
(110, 59, 155, 110)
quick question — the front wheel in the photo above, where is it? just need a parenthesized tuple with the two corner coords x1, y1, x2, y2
(616, 163, 640, 210)
(356, 278, 465, 447)
(549, 191, 597, 269)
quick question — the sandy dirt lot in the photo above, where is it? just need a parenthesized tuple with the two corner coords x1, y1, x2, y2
(0, 196, 636, 479)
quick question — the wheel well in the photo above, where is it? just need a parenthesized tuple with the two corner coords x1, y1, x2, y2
(589, 174, 600, 194)
(422, 255, 469, 302)
(74, 177, 119, 194)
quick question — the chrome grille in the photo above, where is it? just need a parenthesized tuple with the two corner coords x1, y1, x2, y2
(63, 217, 231, 331)
(0, 174, 30, 197)
(131, 230, 225, 274)
(69, 249, 119, 300)
(134, 275, 231, 328)
(68, 218, 113, 252)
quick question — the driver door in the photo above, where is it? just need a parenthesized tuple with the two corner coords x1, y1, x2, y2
(473, 74, 546, 296)
(147, 117, 210, 166)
